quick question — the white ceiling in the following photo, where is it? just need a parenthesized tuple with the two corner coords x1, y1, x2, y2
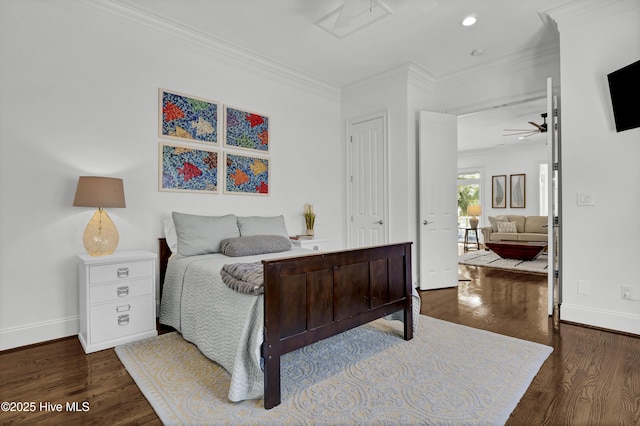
(457, 97, 549, 151)
(111, 0, 562, 150)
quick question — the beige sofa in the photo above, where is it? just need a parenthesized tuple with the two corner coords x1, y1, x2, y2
(481, 215, 548, 244)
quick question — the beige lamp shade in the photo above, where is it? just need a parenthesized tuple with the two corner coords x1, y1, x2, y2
(73, 176, 126, 256)
(468, 205, 481, 229)
(467, 205, 482, 217)
(73, 176, 126, 208)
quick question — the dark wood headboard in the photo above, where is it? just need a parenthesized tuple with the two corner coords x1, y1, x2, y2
(158, 238, 170, 297)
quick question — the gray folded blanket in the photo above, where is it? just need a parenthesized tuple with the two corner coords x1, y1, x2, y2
(221, 261, 264, 295)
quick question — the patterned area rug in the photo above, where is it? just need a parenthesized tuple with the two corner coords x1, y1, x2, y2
(459, 250, 549, 274)
(116, 316, 552, 425)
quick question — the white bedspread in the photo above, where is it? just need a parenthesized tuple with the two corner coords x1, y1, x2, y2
(159, 248, 421, 403)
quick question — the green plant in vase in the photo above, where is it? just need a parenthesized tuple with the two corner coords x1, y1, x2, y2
(304, 203, 316, 236)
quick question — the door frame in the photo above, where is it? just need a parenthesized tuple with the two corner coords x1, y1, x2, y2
(345, 110, 390, 248)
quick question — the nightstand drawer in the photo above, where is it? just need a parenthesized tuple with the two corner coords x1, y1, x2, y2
(89, 298, 155, 345)
(89, 278, 153, 304)
(89, 260, 153, 285)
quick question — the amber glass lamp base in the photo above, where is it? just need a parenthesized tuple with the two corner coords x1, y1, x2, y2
(82, 208, 119, 256)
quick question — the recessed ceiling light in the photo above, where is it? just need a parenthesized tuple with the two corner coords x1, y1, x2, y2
(470, 49, 484, 56)
(461, 15, 477, 27)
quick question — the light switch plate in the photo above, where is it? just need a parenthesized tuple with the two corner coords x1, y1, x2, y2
(577, 192, 595, 206)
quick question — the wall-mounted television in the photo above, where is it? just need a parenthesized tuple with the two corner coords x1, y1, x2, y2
(607, 59, 640, 132)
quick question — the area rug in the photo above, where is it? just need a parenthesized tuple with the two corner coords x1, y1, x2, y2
(459, 250, 549, 274)
(115, 316, 552, 425)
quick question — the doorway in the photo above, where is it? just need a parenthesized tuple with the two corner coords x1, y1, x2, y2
(346, 112, 389, 248)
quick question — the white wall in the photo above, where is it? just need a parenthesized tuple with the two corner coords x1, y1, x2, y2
(342, 68, 411, 245)
(0, 1, 342, 349)
(551, 0, 640, 334)
(458, 143, 548, 232)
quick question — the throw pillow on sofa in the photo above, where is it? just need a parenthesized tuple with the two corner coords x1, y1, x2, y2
(497, 221, 517, 233)
(488, 215, 509, 232)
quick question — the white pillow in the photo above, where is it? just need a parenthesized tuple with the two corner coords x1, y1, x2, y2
(237, 215, 290, 239)
(172, 212, 240, 256)
(488, 215, 508, 232)
(163, 217, 178, 254)
(497, 221, 517, 233)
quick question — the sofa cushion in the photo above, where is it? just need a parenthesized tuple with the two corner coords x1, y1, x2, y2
(490, 233, 519, 241)
(516, 233, 548, 242)
(524, 216, 549, 234)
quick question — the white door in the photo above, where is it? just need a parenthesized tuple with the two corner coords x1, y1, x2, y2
(348, 115, 387, 247)
(419, 111, 458, 290)
(547, 77, 562, 316)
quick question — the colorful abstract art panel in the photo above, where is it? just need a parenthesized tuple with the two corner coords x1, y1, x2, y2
(159, 143, 219, 193)
(224, 106, 269, 152)
(160, 89, 219, 144)
(224, 152, 270, 195)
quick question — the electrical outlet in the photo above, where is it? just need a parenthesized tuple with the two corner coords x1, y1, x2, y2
(621, 285, 633, 300)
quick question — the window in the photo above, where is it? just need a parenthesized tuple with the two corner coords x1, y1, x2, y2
(457, 170, 481, 242)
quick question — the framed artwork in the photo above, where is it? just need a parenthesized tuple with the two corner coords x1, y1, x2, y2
(492, 175, 507, 208)
(159, 143, 219, 193)
(224, 152, 270, 195)
(159, 89, 219, 144)
(510, 174, 526, 208)
(224, 105, 269, 153)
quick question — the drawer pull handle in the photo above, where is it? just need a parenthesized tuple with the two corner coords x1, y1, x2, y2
(118, 314, 130, 326)
(116, 304, 131, 313)
(117, 286, 129, 297)
(117, 267, 129, 278)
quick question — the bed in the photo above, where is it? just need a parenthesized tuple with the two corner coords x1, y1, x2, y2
(158, 213, 415, 409)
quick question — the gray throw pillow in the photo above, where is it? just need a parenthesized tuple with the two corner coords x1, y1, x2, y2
(172, 212, 239, 257)
(237, 215, 289, 238)
(220, 235, 292, 257)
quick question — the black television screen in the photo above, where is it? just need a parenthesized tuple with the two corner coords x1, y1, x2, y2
(607, 59, 640, 132)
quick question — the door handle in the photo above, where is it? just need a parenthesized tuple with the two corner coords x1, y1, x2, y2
(423, 220, 434, 225)
(374, 220, 383, 225)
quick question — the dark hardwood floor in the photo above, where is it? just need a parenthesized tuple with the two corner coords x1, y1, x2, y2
(1, 259, 638, 425)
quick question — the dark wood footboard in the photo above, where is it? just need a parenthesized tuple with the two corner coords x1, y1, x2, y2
(262, 242, 413, 409)
(157, 238, 413, 410)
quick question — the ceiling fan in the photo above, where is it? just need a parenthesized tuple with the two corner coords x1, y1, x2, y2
(503, 113, 548, 139)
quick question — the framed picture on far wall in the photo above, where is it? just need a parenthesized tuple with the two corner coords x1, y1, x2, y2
(224, 105, 270, 153)
(492, 175, 507, 208)
(159, 89, 220, 145)
(224, 152, 270, 196)
(159, 142, 219, 194)
(510, 174, 526, 208)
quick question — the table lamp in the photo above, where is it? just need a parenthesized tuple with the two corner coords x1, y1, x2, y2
(468, 205, 481, 229)
(73, 176, 126, 256)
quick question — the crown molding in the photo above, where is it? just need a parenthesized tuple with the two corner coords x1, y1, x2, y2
(437, 42, 560, 85)
(83, 0, 340, 101)
(541, 0, 640, 31)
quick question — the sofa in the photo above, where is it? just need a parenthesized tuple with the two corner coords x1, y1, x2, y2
(481, 215, 548, 244)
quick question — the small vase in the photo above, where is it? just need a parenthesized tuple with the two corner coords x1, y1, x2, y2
(306, 229, 314, 236)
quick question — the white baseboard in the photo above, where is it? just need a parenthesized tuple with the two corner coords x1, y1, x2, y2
(0, 316, 79, 351)
(561, 303, 640, 335)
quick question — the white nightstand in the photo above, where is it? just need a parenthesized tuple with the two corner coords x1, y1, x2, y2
(77, 250, 157, 353)
(290, 238, 330, 251)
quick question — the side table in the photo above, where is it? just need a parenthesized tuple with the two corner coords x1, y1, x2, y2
(77, 250, 157, 353)
(290, 238, 330, 251)
(459, 227, 480, 252)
